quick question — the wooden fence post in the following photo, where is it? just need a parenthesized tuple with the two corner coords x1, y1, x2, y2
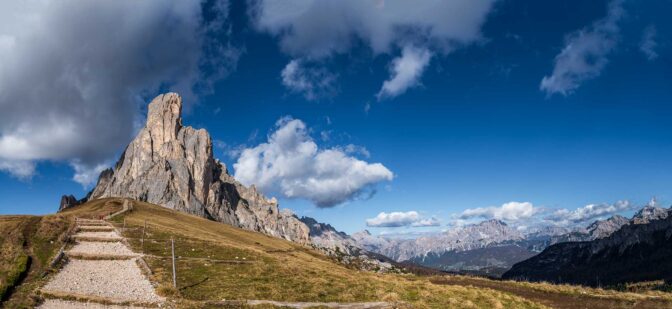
(141, 219, 147, 254)
(171, 238, 177, 289)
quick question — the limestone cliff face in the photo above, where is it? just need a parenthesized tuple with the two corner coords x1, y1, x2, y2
(90, 93, 310, 244)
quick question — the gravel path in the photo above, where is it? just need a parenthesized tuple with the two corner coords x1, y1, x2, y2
(42, 259, 162, 303)
(41, 218, 163, 307)
(68, 242, 137, 257)
(38, 299, 149, 309)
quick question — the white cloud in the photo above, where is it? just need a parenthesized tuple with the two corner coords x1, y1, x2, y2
(545, 200, 635, 225)
(540, 0, 624, 96)
(233, 117, 393, 207)
(0, 0, 239, 180)
(366, 211, 439, 228)
(281, 59, 337, 100)
(411, 217, 441, 227)
(459, 201, 538, 222)
(0, 160, 36, 180)
(70, 161, 110, 188)
(640, 25, 658, 61)
(343, 144, 371, 158)
(249, 0, 496, 99)
(377, 45, 432, 100)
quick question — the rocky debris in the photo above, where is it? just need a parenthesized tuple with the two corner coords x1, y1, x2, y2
(300, 216, 362, 255)
(78, 93, 309, 245)
(503, 208, 672, 286)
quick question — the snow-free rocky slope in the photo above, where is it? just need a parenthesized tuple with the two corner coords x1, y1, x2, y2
(66, 93, 310, 245)
(503, 206, 672, 286)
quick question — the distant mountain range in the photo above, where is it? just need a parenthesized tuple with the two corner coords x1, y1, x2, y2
(351, 202, 669, 277)
(503, 205, 672, 286)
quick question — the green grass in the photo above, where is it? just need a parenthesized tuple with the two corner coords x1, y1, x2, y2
(0, 254, 29, 301)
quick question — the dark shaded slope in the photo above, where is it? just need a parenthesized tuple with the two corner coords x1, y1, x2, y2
(503, 213, 672, 286)
(409, 245, 537, 277)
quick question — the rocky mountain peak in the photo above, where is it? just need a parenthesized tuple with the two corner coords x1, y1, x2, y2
(586, 215, 629, 239)
(78, 93, 311, 245)
(479, 219, 508, 227)
(145, 93, 183, 150)
(632, 204, 669, 225)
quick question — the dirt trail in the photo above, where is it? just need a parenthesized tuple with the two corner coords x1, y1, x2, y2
(38, 218, 162, 308)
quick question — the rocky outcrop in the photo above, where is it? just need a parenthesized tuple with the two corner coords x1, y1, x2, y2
(59, 195, 80, 211)
(300, 217, 361, 255)
(503, 208, 672, 286)
(632, 201, 669, 224)
(87, 93, 310, 244)
(549, 215, 630, 245)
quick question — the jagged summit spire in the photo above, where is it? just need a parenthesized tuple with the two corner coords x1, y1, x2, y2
(145, 93, 183, 149)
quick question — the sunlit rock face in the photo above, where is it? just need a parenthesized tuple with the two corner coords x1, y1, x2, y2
(90, 93, 310, 244)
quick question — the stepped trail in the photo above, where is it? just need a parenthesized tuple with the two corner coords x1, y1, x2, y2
(38, 216, 163, 308)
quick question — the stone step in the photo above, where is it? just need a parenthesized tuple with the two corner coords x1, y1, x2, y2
(75, 222, 110, 226)
(66, 252, 138, 260)
(77, 226, 115, 232)
(71, 236, 122, 242)
(71, 231, 122, 242)
(67, 242, 138, 260)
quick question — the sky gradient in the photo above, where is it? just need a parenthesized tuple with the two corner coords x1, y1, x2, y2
(0, 0, 670, 235)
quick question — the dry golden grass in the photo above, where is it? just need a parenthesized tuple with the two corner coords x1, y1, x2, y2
(5, 197, 668, 308)
(107, 199, 544, 309)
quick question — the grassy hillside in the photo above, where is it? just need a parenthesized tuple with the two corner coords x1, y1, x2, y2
(0, 200, 123, 308)
(102, 199, 541, 308)
(3, 198, 672, 308)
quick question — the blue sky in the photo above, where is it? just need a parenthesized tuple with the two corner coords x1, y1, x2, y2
(0, 0, 670, 235)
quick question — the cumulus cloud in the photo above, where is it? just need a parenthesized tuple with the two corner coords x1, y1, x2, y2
(281, 59, 337, 100)
(545, 200, 635, 225)
(0, 160, 36, 180)
(540, 0, 624, 96)
(377, 45, 432, 100)
(249, 0, 496, 98)
(0, 0, 240, 180)
(640, 25, 658, 61)
(459, 201, 538, 222)
(233, 117, 393, 207)
(366, 211, 439, 228)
